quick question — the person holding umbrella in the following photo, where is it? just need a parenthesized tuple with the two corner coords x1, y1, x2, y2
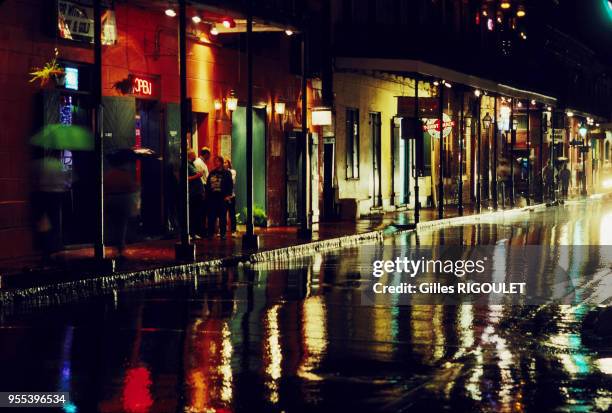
(30, 124, 93, 261)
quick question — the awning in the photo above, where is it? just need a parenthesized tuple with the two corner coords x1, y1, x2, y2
(335, 57, 558, 106)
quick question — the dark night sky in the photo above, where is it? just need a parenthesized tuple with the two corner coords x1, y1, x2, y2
(555, 0, 612, 64)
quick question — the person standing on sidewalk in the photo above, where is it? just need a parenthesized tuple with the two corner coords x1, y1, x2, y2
(188, 150, 205, 238)
(206, 155, 234, 240)
(224, 158, 237, 238)
(193, 147, 210, 234)
(559, 164, 571, 199)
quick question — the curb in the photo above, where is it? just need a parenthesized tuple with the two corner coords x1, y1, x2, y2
(415, 203, 547, 232)
(0, 202, 552, 309)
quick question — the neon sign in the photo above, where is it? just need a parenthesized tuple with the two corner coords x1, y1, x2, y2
(132, 77, 153, 96)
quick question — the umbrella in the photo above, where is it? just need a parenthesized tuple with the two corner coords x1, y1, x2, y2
(31, 124, 94, 151)
(107, 147, 161, 165)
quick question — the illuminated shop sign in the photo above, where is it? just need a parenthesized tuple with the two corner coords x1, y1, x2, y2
(64, 67, 79, 90)
(57, 0, 117, 45)
(422, 113, 455, 139)
(132, 77, 153, 96)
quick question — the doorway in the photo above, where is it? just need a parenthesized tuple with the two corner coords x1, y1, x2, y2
(231, 107, 267, 222)
(370, 112, 382, 208)
(322, 137, 335, 219)
(135, 99, 163, 236)
(393, 117, 415, 206)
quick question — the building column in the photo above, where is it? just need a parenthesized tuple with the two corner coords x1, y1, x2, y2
(476, 95, 482, 213)
(438, 82, 444, 220)
(298, 25, 312, 240)
(493, 95, 499, 210)
(510, 98, 516, 207)
(93, 0, 105, 261)
(526, 101, 531, 205)
(175, 0, 196, 261)
(458, 89, 464, 216)
(243, 0, 260, 248)
(414, 78, 420, 223)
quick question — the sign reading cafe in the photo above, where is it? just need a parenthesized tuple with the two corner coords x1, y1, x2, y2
(57, 0, 117, 45)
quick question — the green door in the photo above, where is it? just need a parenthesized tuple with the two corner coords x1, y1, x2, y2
(231, 107, 267, 222)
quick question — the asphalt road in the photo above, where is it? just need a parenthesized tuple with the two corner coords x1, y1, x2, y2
(0, 200, 611, 412)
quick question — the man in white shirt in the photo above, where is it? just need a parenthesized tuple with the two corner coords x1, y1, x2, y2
(193, 146, 211, 233)
(193, 146, 210, 185)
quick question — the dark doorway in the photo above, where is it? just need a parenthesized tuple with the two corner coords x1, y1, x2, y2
(286, 133, 299, 225)
(370, 112, 382, 208)
(232, 107, 267, 221)
(323, 137, 335, 220)
(42, 91, 95, 245)
(135, 99, 163, 236)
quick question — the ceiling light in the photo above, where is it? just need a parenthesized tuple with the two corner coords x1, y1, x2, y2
(192, 16, 201, 24)
(531, 99, 536, 105)
(474, 89, 482, 97)
(566, 111, 574, 117)
(517, 101, 523, 108)
(285, 29, 294, 36)
(516, 5, 526, 17)
(165, 8, 176, 17)
(501, 1, 511, 9)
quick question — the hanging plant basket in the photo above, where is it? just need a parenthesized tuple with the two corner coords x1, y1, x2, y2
(29, 48, 65, 88)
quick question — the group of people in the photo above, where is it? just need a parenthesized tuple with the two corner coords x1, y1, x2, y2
(188, 147, 237, 240)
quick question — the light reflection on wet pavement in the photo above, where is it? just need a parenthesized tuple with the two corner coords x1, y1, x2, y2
(1, 201, 612, 412)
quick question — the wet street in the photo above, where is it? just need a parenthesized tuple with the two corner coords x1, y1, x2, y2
(1, 200, 612, 413)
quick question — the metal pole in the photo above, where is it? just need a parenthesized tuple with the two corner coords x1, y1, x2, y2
(526, 101, 531, 205)
(458, 89, 464, 216)
(539, 106, 544, 203)
(175, 0, 195, 261)
(93, 0, 105, 261)
(438, 82, 444, 220)
(582, 128, 588, 196)
(476, 96, 482, 213)
(243, 0, 259, 248)
(414, 78, 420, 223)
(510, 98, 515, 207)
(298, 26, 312, 239)
(493, 95, 499, 210)
(551, 109, 556, 202)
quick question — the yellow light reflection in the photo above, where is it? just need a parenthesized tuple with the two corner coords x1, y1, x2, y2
(298, 296, 328, 382)
(264, 305, 283, 404)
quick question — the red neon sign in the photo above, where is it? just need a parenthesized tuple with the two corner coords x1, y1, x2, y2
(132, 77, 153, 96)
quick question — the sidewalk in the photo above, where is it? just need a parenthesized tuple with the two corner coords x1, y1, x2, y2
(0, 201, 554, 296)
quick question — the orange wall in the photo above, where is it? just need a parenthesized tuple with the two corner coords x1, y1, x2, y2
(0, 0, 312, 260)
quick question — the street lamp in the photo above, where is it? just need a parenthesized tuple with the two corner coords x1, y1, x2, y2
(579, 123, 588, 196)
(482, 112, 492, 130)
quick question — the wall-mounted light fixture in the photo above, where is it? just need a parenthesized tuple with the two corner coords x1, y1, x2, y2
(226, 90, 238, 112)
(274, 101, 286, 115)
(312, 107, 333, 126)
(214, 100, 222, 111)
(165, 8, 176, 17)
